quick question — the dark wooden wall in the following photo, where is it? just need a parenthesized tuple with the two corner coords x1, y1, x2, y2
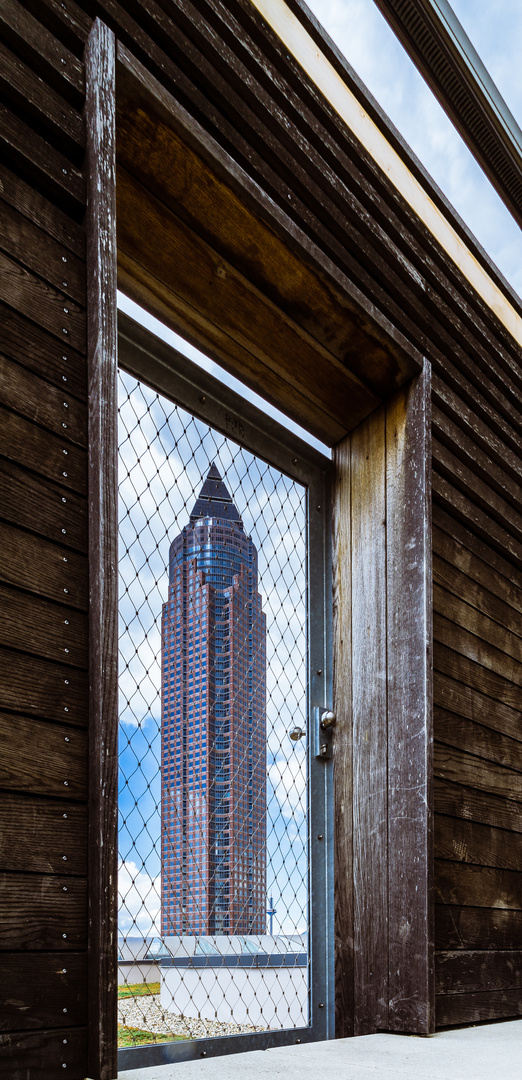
(432, 380, 522, 1026)
(0, 1, 92, 1077)
(1, 0, 521, 1074)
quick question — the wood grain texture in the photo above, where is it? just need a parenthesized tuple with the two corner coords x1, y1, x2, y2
(0, 102, 84, 213)
(0, 713, 87, 798)
(0, 406, 86, 493)
(0, 647, 88, 726)
(432, 404, 522, 513)
(436, 987, 522, 1026)
(435, 905, 522, 951)
(0, 41, 85, 156)
(434, 744, 522, 803)
(0, 873, 87, 951)
(0, 1027, 87, 1080)
(432, 505, 522, 598)
(435, 709, 522, 770)
(434, 778, 522, 835)
(433, 471, 522, 570)
(351, 405, 388, 1034)
(434, 613, 522, 686)
(435, 861, 522, 910)
(434, 585, 522, 667)
(435, 950, 522, 994)
(0, 521, 88, 610)
(0, 793, 87, 875)
(0, 197, 85, 304)
(434, 814, 522, 872)
(433, 554, 522, 639)
(0, 585, 87, 669)
(0, 353, 86, 445)
(386, 362, 433, 1032)
(332, 433, 353, 1038)
(432, 374, 522, 482)
(85, 20, 118, 1080)
(0, 458, 87, 552)
(434, 674, 521, 745)
(0, 952, 87, 1030)
(0, 0, 85, 103)
(434, 642, 521, 712)
(0, 162, 85, 257)
(0, 301, 87, 399)
(0, 250, 85, 353)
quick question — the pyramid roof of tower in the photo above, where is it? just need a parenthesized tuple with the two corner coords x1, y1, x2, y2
(190, 464, 243, 527)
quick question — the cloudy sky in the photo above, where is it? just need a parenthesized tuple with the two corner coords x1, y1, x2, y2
(306, 0, 522, 296)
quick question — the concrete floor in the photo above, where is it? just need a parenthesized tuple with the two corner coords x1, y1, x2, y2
(119, 1019, 522, 1080)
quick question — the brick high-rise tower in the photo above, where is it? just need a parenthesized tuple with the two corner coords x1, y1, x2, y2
(161, 465, 266, 936)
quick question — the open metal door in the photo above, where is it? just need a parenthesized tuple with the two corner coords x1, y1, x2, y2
(116, 311, 333, 1071)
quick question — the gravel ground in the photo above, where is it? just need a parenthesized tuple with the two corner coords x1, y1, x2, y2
(118, 995, 265, 1039)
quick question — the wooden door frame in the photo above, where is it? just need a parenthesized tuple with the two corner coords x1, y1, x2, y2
(85, 16, 433, 1077)
(333, 363, 434, 1036)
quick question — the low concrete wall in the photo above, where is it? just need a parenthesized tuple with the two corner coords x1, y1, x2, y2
(161, 960, 308, 1027)
(118, 960, 160, 987)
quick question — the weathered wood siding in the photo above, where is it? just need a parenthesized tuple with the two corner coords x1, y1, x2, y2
(0, 2, 91, 1077)
(432, 377, 522, 1027)
(1, 1, 521, 1072)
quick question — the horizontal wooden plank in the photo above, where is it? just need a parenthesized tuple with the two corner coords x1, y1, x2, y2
(433, 442, 522, 553)
(0, 0, 84, 103)
(0, 648, 88, 726)
(117, 167, 375, 444)
(435, 904, 522, 950)
(434, 778, 522, 835)
(0, 198, 85, 304)
(432, 373, 522, 481)
(434, 671, 521, 746)
(0, 521, 88, 610)
(434, 556, 522, 642)
(434, 643, 521, 712)
(433, 518, 522, 614)
(0, 250, 85, 353)
(0, 713, 87, 799)
(433, 472, 522, 571)
(0, 354, 86, 447)
(21, 0, 91, 52)
(0, 952, 87, 1030)
(434, 580, 522, 669)
(432, 403, 522, 513)
(0, 1025, 87, 1080)
(0, 102, 84, 213)
(0, 301, 86, 399)
(436, 950, 522, 995)
(0, 793, 87, 875)
(0, 574, 88, 684)
(0, 459, 87, 552)
(0, 872, 86, 950)
(434, 744, 522, 804)
(434, 814, 522, 872)
(0, 41, 85, 155)
(434, 613, 522, 687)
(436, 987, 522, 1026)
(435, 707, 522, 769)
(0, 407, 87, 495)
(0, 163, 85, 258)
(435, 860, 522, 910)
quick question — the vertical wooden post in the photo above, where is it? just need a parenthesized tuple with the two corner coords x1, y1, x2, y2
(386, 361, 433, 1032)
(333, 365, 433, 1037)
(333, 435, 353, 1038)
(85, 18, 118, 1080)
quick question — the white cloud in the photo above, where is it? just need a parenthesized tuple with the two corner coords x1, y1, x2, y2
(118, 860, 161, 937)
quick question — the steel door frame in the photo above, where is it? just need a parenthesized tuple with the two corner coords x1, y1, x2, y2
(117, 310, 333, 1071)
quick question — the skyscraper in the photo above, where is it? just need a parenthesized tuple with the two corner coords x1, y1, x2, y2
(161, 465, 267, 936)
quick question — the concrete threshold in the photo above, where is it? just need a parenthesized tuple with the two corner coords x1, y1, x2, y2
(119, 1018, 522, 1080)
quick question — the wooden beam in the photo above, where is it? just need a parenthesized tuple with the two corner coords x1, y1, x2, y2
(386, 361, 434, 1033)
(85, 18, 118, 1080)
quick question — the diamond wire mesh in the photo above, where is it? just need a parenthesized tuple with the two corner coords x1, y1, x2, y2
(118, 368, 309, 1047)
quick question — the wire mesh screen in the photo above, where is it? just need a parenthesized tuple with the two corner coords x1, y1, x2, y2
(118, 367, 310, 1049)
